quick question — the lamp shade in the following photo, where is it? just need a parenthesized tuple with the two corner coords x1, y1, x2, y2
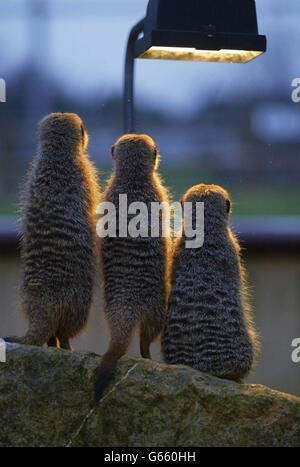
(135, 0, 266, 63)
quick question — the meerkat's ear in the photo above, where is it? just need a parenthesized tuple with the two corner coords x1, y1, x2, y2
(153, 146, 160, 169)
(81, 122, 89, 150)
(80, 122, 85, 139)
(111, 144, 116, 159)
(226, 199, 231, 214)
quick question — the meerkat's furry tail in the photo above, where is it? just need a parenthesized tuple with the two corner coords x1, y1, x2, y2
(95, 353, 118, 404)
(3, 327, 54, 347)
(3, 336, 23, 344)
(94, 337, 130, 403)
(3, 303, 56, 346)
(4, 335, 58, 347)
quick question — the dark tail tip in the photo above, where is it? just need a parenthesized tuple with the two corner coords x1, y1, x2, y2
(94, 365, 113, 404)
(94, 348, 123, 404)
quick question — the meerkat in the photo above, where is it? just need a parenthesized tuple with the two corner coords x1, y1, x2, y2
(162, 184, 259, 382)
(4, 112, 100, 350)
(95, 134, 171, 402)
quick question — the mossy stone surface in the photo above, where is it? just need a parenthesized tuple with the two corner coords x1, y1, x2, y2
(0, 344, 299, 447)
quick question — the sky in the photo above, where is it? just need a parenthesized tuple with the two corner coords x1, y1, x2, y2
(0, 0, 300, 115)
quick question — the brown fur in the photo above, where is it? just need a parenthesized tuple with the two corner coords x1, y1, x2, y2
(95, 134, 171, 402)
(162, 184, 260, 381)
(4, 113, 100, 350)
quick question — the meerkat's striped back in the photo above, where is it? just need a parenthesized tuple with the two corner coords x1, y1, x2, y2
(95, 134, 171, 402)
(5, 112, 100, 350)
(162, 184, 259, 382)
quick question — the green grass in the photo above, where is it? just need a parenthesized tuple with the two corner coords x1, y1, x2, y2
(0, 199, 18, 216)
(0, 169, 299, 217)
(160, 167, 300, 216)
(229, 188, 300, 216)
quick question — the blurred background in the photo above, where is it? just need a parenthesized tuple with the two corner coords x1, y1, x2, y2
(0, 0, 300, 396)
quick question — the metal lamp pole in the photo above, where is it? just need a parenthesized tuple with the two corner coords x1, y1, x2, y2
(123, 18, 145, 134)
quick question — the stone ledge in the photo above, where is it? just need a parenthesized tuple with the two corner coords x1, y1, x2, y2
(0, 343, 299, 447)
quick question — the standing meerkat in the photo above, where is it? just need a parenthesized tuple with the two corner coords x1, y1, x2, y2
(5, 112, 100, 350)
(162, 184, 259, 382)
(95, 134, 171, 402)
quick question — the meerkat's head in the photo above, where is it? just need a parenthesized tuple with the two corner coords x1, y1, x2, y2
(111, 134, 159, 175)
(38, 112, 88, 152)
(181, 184, 232, 221)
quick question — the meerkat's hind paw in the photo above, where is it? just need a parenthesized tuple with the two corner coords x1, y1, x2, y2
(140, 342, 151, 359)
(47, 336, 60, 348)
(58, 337, 72, 350)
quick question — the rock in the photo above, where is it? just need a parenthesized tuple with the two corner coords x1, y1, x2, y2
(0, 343, 300, 447)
